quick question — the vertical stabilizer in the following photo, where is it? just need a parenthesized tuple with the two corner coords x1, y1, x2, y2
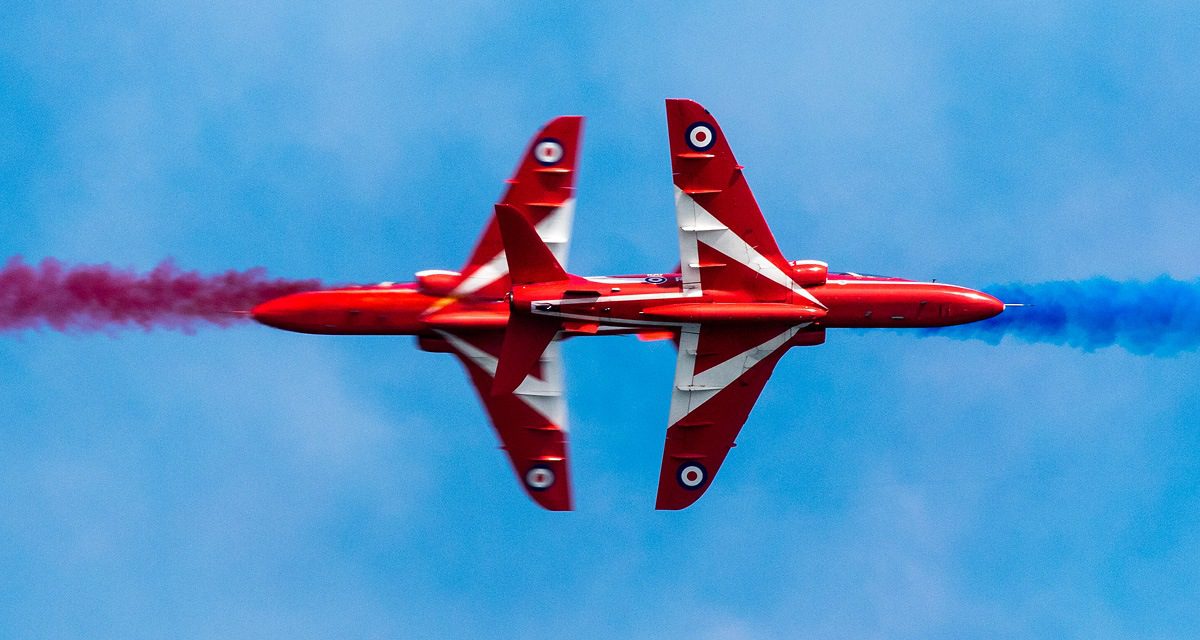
(494, 204, 569, 285)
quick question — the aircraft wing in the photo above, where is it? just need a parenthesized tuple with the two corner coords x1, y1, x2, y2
(656, 323, 812, 510)
(453, 116, 584, 299)
(431, 330, 572, 511)
(666, 99, 822, 306)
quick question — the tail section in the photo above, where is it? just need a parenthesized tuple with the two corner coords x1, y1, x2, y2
(490, 203, 568, 395)
(492, 312, 561, 396)
(494, 204, 568, 285)
(452, 116, 583, 299)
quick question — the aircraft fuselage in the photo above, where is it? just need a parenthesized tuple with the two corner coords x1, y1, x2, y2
(251, 271, 1003, 336)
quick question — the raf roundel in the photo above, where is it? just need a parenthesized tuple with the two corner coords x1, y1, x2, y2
(685, 122, 717, 151)
(533, 138, 565, 166)
(525, 465, 555, 491)
(677, 463, 707, 489)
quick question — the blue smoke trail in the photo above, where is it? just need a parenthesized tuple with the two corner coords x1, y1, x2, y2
(924, 277, 1200, 356)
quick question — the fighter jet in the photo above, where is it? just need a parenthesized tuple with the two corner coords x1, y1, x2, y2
(253, 99, 1004, 510)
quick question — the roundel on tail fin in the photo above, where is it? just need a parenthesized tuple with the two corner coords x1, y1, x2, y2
(534, 138, 565, 165)
(685, 122, 717, 151)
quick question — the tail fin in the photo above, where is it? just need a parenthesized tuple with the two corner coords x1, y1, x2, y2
(494, 204, 568, 285)
(452, 116, 583, 299)
(492, 313, 561, 396)
(490, 203, 567, 395)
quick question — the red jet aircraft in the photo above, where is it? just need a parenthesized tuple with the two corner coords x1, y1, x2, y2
(253, 99, 1005, 511)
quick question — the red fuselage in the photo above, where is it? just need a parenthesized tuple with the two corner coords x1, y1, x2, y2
(251, 271, 1004, 336)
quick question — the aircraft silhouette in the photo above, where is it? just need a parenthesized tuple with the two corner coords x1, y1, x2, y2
(253, 99, 1004, 510)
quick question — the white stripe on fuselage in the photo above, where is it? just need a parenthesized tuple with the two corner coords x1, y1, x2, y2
(531, 291, 697, 306)
(824, 280, 977, 290)
(526, 289, 696, 328)
(533, 310, 689, 328)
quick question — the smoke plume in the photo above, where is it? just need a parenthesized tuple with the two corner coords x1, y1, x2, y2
(0, 257, 324, 333)
(925, 277, 1200, 356)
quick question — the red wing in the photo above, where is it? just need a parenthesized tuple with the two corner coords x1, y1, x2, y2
(656, 323, 809, 510)
(454, 116, 583, 299)
(434, 330, 572, 511)
(666, 99, 823, 306)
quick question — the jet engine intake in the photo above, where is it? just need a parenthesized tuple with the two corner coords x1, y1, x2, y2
(415, 269, 461, 297)
(789, 260, 828, 287)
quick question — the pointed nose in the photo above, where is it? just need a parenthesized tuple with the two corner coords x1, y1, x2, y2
(251, 295, 302, 328)
(981, 292, 1005, 319)
(958, 291, 1005, 323)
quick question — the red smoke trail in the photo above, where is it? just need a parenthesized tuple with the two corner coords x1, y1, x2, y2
(0, 257, 324, 333)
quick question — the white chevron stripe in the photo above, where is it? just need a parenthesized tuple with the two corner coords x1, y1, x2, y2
(450, 253, 508, 297)
(674, 187, 824, 308)
(451, 198, 575, 297)
(667, 323, 802, 426)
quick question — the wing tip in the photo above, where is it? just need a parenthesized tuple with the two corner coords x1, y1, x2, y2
(518, 459, 573, 511)
(538, 114, 585, 137)
(654, 459, 713, 510)
(527, 486, 573, 511)
(665, 97, 713, 117)
(537, 498, 574, 512)
(654, 491, 705, 511)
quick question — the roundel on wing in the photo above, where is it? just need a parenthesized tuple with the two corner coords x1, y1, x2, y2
(685, 122, 716, 151)
(525, 465, 556, 491)
(677, 462, 707, 490)
(533, 138, 565, 165)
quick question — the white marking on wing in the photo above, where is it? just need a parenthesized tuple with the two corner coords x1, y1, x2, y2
(435, 330, 567, 429)
(675, 188, 703, 293)
(452, 199, 575, 297)
(674, 187, 825, 308)
(667, 324, 802, 426)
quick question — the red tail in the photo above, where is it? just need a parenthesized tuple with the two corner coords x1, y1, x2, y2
(494, 204, 568, 285)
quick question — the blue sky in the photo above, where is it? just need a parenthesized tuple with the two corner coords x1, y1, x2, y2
(2, 2, 1199, 638)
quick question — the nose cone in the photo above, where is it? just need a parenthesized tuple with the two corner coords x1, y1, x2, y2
(959, 291, 1005, 323)
(251, 294, 308, 329)
(980, 292, 1005, 319)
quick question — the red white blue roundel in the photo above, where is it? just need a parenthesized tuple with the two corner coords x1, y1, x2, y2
(525, 465, 555, 490)
(685, 122, 716, 151)
(677, 463, 706, 489)
(534, 138, 564, 165)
